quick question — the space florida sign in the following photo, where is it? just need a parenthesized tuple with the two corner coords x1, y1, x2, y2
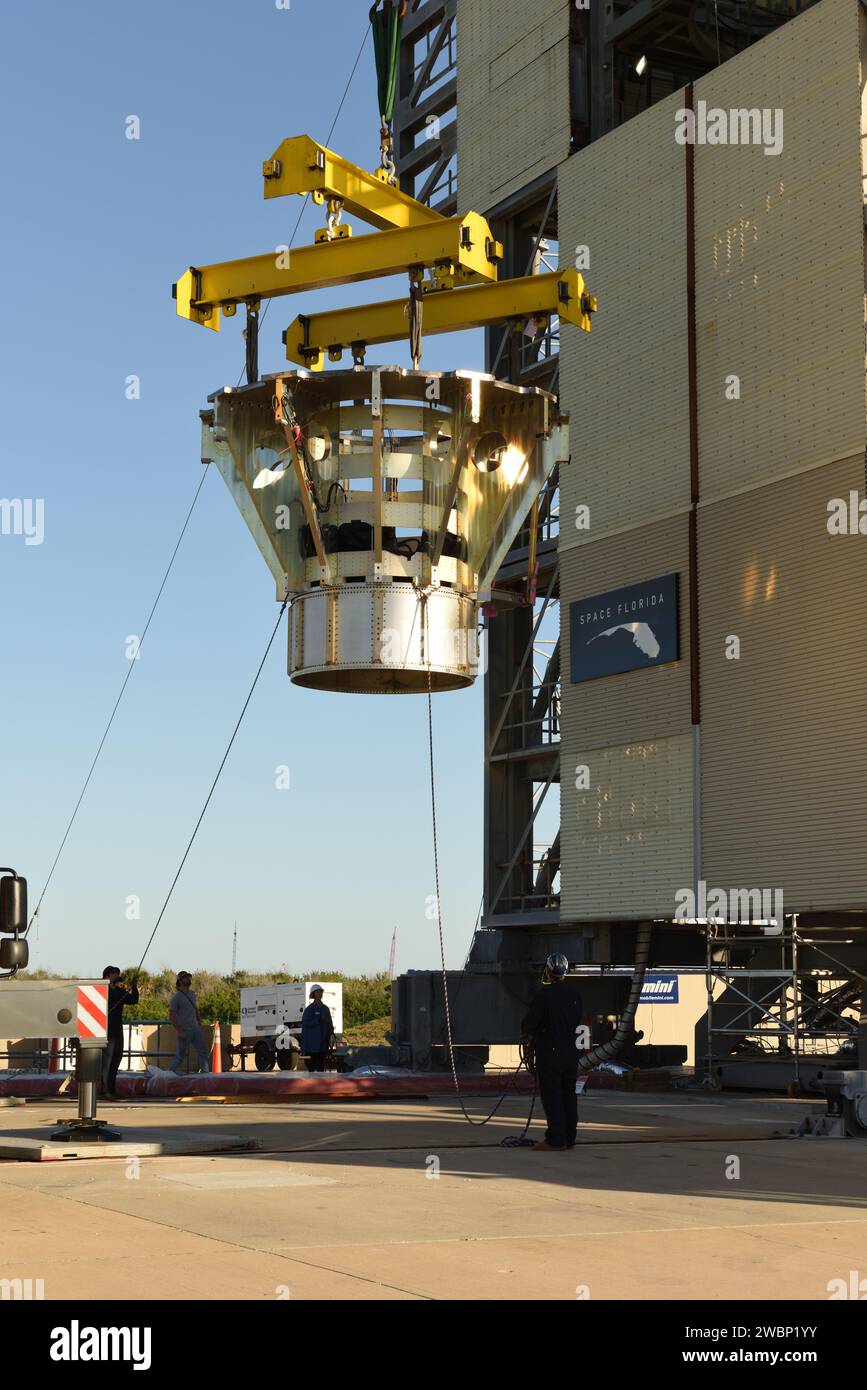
(570, 573, 679, 683)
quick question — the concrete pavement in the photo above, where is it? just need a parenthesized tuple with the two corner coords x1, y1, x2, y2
(0, 1092, 864, 1300)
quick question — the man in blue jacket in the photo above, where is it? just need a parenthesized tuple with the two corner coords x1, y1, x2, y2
(301, 985, 334, 1072)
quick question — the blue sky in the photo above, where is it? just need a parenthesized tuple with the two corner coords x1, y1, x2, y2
(0, 0, 494, 978)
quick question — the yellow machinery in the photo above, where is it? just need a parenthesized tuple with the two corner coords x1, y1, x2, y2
(174, 135, 596, 354)
(175, 135, 596, 694)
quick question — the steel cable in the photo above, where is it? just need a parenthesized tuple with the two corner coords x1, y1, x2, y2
(25, 466, 211, 937)
(132, 598, 290, 976)
(423, 611, 537, 1143)
(29, 24, 372, 934)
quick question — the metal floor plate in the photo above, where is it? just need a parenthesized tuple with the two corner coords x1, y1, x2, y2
(0, 1128, 262, 1162)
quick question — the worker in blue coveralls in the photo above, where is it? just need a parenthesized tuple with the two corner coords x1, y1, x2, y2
(301, 985, 334, 1072)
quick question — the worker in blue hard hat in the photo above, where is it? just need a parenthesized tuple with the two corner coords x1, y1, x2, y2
(521, 952, 583, 1151)
(301, 985, 334, 1073)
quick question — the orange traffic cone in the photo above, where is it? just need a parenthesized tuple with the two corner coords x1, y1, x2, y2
(48, 1039, 60, 1074)
(211, 1019, 222, 1072)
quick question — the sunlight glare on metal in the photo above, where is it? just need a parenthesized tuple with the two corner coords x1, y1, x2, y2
(500, 446, 528, 488)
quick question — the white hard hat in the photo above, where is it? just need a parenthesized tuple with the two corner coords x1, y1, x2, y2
(309, 984, 324, 997)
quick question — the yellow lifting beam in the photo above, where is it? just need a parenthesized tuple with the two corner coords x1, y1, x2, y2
(284, 269, 597, 370)
(173, 213, 503, 331)
(262, 135, 445, 231)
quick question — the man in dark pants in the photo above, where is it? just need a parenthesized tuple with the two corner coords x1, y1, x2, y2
(300, 985, 334, 1072)
(521, 953, 583, 1151)
(101, 966, 139, 1099)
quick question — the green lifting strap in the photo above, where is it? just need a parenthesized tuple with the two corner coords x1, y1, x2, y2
(370, 0, 405, 125)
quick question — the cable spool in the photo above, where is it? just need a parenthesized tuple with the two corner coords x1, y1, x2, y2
(519, 1036, 537, 1077)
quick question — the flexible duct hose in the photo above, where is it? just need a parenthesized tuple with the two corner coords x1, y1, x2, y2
(577, 921, 652, 1073)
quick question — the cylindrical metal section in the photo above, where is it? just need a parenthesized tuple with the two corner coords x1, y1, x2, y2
(289, 584, 478, 693)
(76, 1043, 102, 1121)
(78, 1080, 97, 1120)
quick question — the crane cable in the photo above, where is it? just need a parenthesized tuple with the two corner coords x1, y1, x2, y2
(251, 23, 370, 365)
(131, 598, 289, 978)
(27, 24, 372, 933)
(25, 466, 211, 939)
(370, 0, 404, 183)
(424, 645, 537, 1146)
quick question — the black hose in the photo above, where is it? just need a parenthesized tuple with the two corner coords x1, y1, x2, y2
(577, 921, 652, 1073)
(245, 303, 259, 385)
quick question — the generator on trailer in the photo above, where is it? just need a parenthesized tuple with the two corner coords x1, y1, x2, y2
(232, 982, 346, 1072)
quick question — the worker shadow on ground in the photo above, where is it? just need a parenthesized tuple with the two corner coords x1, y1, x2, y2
(129, 1098, 867, 1212)
(10, 1097, 866, 1216)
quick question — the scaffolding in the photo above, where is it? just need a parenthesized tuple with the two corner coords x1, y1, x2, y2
(701, 917, 864, 1086)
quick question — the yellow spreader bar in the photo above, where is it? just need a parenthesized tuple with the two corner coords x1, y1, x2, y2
(174, 213, 502, 331)
(262, 135, 445, 231)
(283, 269, 597, 370)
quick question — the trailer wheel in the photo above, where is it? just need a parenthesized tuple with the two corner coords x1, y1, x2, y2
(842, 1095, 867, 1137)
(276, 1046, 298, 1071)
(254, 1041, 275, 1072)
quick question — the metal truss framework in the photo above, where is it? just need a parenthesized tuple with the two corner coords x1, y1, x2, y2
(481, 177, 563, 930)
(394, 0, 457, 215)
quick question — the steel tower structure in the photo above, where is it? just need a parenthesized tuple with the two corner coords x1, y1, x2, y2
(393, 0, 819, 965)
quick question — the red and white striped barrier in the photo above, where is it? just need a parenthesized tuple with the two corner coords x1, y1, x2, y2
(75, 983, 108, 1040)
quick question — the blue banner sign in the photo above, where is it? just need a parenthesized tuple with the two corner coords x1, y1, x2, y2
(570, 573, 679, 683)
(640, 973, 679, 1004)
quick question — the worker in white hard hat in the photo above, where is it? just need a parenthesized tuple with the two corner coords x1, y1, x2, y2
(300, 985, 334, 1072)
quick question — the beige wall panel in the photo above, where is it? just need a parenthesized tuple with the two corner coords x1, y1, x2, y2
(560, 733, 695, 921)
(695, 0, 866, 499)
(557, 0, 867, 922)
(558, 92, 691, 551)
(457, 0, 571, 214)
(635, 974, 712, 1067)
(863, 2, 867, 195)
(560, 514, 694, 921)
(699, 453, 867, 909)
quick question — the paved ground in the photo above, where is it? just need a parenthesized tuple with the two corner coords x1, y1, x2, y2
(0, 1091, 864, 1300)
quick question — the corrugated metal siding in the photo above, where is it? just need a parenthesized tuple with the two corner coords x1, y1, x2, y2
(561, 733, 695, 921)
(558, 91, 691, 550)
(456, 0, 570, 215)
(699, 453, 867, 910)
(559, 515, 694, 919)
(694, 0, 865, 500)
(556, 0, 867, 919)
